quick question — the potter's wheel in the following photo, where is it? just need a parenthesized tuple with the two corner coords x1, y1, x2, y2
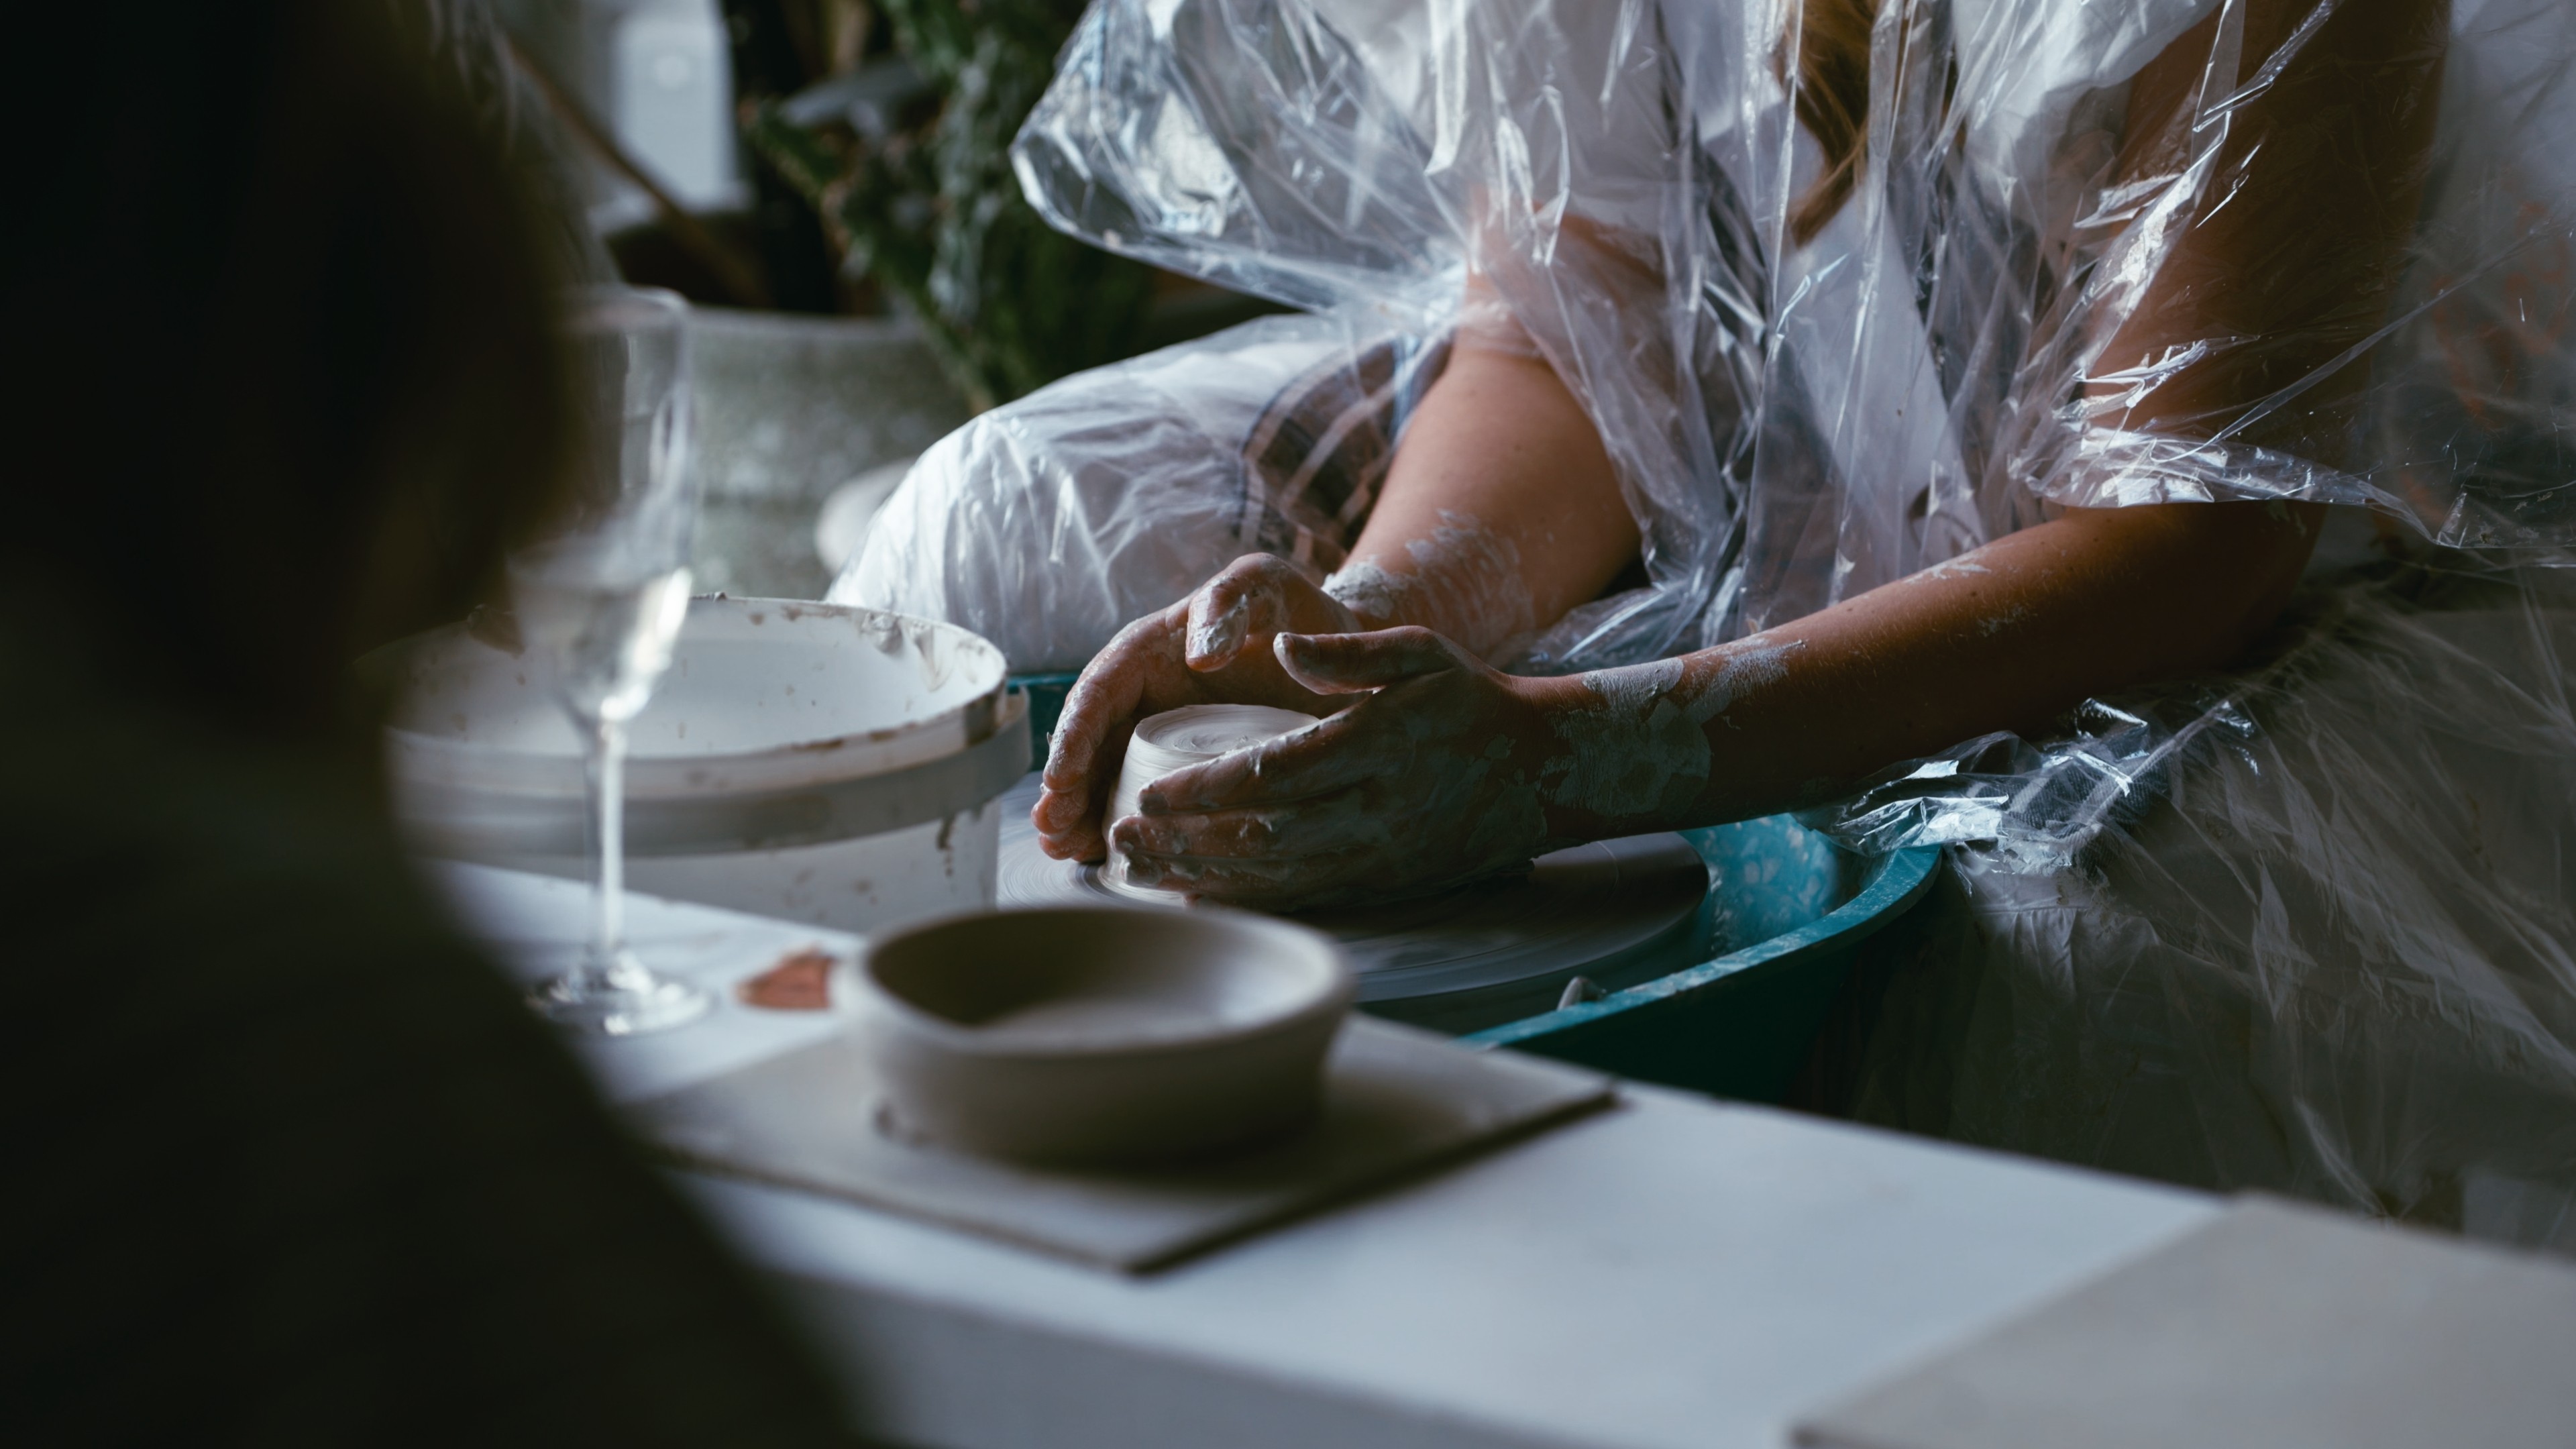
(995, 775, 1709, 1032)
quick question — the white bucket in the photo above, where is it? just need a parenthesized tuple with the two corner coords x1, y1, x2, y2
(383, 596, 1028, 933)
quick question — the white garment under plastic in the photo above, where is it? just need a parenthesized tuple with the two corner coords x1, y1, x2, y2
(841, 310, 1414, 672)
(1829, 563, 2576, 1249)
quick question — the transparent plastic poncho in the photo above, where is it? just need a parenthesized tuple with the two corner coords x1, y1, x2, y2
(1012, 0, 2576, 664)
(830, 0, 2576, 1246)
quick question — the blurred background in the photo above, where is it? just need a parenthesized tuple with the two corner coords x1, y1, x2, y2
(493, 0, 1279, 599)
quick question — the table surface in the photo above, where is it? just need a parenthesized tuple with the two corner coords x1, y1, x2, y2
(439, 861, 2221, 1449)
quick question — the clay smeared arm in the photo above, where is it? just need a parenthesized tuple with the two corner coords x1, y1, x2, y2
(1318, 270, 1642, 662)
(1127, 502, 2324, 905)
(1530, 499, 2322, 840)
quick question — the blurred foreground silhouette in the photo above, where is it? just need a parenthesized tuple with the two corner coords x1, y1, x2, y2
(1, 3, 859, 1442)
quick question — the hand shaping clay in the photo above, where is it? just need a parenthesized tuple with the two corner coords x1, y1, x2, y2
(1105, 704, 1318, 890)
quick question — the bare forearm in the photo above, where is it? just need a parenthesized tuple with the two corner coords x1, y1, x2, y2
(1529, 501, 2324, 839)
(1328, 343, 1637, 659)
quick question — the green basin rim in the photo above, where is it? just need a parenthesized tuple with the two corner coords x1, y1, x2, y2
(1463, 844, 1941, 1049)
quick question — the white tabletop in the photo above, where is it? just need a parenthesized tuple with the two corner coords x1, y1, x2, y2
(437, 862, 2220, 1449)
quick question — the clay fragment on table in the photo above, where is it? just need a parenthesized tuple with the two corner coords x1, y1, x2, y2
(740, 946, 837, 1010)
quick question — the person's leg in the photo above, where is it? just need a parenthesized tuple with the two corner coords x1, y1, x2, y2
(831, 310, 1443, 674)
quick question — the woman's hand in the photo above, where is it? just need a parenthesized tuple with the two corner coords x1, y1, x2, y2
(1033, 554, 1364, 863)
(1110, 627, 1573, 908)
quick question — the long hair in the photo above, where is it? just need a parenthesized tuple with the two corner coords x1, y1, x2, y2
(1789, 0, 1878, 246)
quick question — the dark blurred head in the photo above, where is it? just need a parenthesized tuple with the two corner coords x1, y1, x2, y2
(3, 0, 569, 742)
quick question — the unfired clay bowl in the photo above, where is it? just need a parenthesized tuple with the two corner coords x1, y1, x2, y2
(852, 906, 1353, 1166)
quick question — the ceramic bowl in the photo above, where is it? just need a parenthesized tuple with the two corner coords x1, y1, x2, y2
(852, 906, 1354, 1165)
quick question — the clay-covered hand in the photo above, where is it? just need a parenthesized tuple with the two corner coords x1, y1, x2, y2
(1034, 554, 1362, 863)
(1109, 627, 1575, 908)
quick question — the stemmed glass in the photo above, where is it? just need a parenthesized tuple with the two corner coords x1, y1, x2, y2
(516, 286, 710, 1036)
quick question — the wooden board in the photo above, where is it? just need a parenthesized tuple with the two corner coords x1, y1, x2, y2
(631, 1018, 1616, 1273)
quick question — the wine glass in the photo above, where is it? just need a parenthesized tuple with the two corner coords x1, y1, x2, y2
(515, 286, 710, 1036)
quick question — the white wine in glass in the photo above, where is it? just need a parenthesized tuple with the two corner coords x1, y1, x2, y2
(517, 286, 710, 1036)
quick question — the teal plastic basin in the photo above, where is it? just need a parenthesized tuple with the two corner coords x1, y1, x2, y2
(1010, 672, 1081, 770)
(1470, 819, 1939, 1104)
